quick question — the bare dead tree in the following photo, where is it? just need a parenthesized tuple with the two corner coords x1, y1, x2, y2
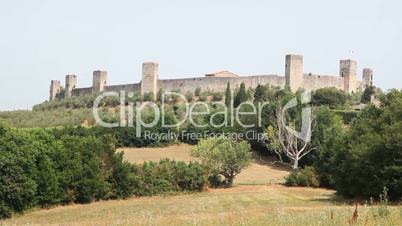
(268, 105, 316, 169)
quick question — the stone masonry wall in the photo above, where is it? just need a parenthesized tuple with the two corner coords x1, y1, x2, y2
(61, 73, 365, 99)
(159, 74, 286, 93)
(71, 84, 141, 97)
(104, 84, 140, 93)
(71, 87, 93, 97)
(49, 54, 373, 100)
(302, 74, 344, 91)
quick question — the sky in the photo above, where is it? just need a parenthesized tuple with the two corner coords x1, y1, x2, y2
(0, 0, 401, 110)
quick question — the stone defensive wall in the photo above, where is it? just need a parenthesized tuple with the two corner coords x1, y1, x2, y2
(159, 74, 285, 93)
(104, 84, 141, 93)
(302, 74, 344, 90)
(71, 87, 92, 97)
(49, 54, 374, 101)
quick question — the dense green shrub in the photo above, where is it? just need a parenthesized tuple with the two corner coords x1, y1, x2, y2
(212, 91, 223, 101)
(0, 126, 134, 218)
(207, 172, 225, 188)
(285, 166, 320, 187)
(312, 87, 349, 109)
(322, 90, 402, 200)
(131, 159, 206, 196)
(108, 153, 138, 198)
(332, 109, 359, 125)
(0, 125, 206, 219)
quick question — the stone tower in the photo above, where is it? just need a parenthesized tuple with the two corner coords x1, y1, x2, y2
(92, 70, 108, 93)
(49, 80, 61, 101)
(339, 59, 357, 93)
(285, 54, 303, 92)
(65, 74, 77, 97)
(362, 68, 373, 89)
(141, 62, 159, 96)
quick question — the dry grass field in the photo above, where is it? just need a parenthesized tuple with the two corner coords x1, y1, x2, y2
(121, 143, 194, 164)
(2, 144, 401, 226)
(3, 185, 401, 226)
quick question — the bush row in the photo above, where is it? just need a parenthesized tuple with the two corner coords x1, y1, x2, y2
(131, 159, 206, 196)
(0, 126, 206, 219)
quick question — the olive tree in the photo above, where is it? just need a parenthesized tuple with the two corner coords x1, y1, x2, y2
(191, 137, 252, 187)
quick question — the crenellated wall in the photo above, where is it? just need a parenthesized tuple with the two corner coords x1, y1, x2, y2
(104, 84, 140, 93)
(302, 74, 344, 91)
(71, 87, 92, 97)
(70, 84, 141, 97)
(49, 54, 374, 101)
(159, 74, 285, 93)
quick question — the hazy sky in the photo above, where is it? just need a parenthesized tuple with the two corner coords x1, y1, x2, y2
(0, 0, 401, 110)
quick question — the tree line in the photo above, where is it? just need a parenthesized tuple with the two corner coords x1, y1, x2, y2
(0, 126, 206, 219)
(284, 89, 402, 201)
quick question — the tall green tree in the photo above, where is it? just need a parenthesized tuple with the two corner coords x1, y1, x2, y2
(156, 88, 163, 103)
(234, 82, 247, 108)
(361, 86, 376, 103)
(254, 84, 264, 102)
(224, 83, 231, 107)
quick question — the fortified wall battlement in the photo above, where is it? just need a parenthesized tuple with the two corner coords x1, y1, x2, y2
(49, 54, 374, 101)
